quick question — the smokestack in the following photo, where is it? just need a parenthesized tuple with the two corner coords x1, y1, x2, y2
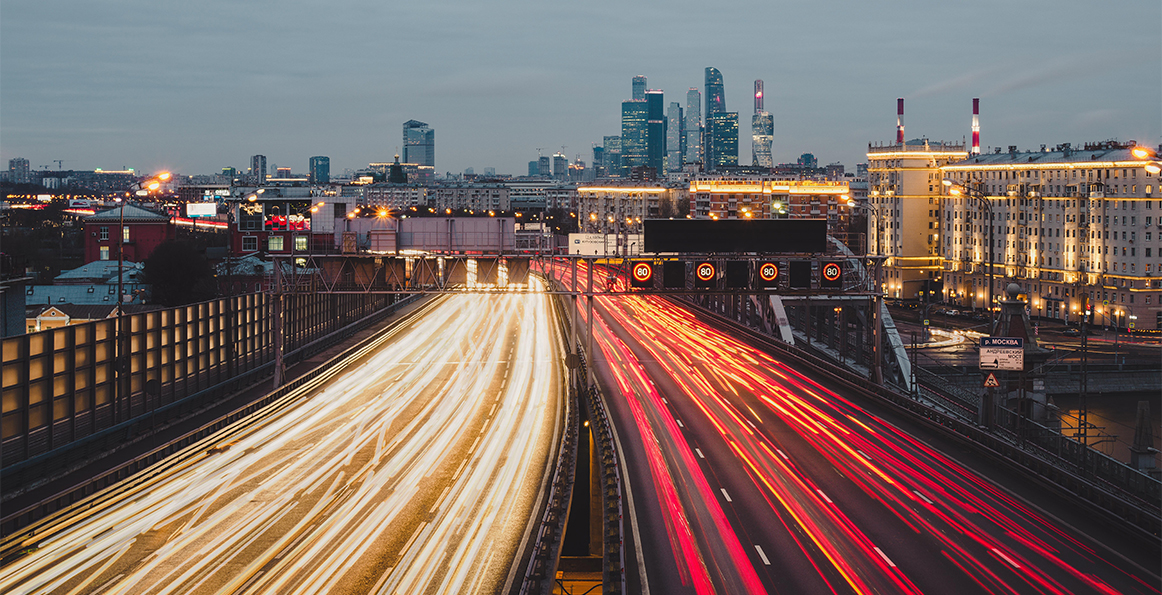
(971, 98, 981, 155)
(896, 98, 905, 145)
(754, 80, 764, 113)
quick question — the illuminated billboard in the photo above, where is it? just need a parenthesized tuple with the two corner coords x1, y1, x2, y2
(186, 203, 217, 218)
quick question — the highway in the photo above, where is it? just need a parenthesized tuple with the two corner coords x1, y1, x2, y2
(564, 264, 1159, 593)
(0, 285, 564, 595)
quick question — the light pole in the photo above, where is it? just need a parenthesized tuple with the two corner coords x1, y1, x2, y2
(943, 179, 995, 332)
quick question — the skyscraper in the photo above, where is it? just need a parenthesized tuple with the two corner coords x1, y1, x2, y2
(666, 101, 685, 172)
(632, 75, 647, 101)
(592, 145, 605, 177)
(685, 88, 702, 166)
(402, 120, 435, 168)
(751, 80, 774, 168)
(538, 156, 551, 177)
(529, 161, 539, 177)
(621, 100, 648, 172)
(250, 155, 267, 185)
(309, 156, 330, 184)
(707, 113, 739, 169)
(705, 67, 725, 119)
(645, 90, 666, 175)
(603, 136, 622, 178)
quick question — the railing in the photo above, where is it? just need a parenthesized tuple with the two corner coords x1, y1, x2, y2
(0, 292, 424, 538)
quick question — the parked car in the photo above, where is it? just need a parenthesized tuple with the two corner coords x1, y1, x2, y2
(1062, 328, 1081, 337)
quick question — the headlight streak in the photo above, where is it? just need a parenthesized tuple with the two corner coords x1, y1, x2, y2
(1, 286, 562, 595)
(543, 259, 1151, 594)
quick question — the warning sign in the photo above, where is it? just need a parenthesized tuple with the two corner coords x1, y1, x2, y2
(984, 373, 1000, 388)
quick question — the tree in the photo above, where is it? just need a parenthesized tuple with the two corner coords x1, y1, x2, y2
(142, 240, 216, 306)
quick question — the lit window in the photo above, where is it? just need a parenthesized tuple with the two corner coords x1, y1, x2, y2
(122, 226, 130, 242)
(100, 246, 110, 261)
(294, 235, 308, 251)
(268, 236, 284, 251)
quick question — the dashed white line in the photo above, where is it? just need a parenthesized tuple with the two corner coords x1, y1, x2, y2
(775, 448, 789, 460)
(857, 450, 872, 461)
(816, 489, 833, 504)
(992, 547, 1021, 568)
(676, 419, 684, 428)
(695, 448, 705, 459)
(661, 397, 668, 404)
(873, 546, 896, 567)
(912, 490, 934, 505)
(720, 488, 732, 502)
(754, 545, 771, 565)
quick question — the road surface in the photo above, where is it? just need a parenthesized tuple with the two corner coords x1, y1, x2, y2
(1, 287, 564, 595)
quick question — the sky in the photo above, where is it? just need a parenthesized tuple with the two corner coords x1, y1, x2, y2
(2, 0, 1159, 179)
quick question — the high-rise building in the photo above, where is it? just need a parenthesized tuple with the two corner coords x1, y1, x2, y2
(603, 136, 623, 178)
(632, 75, 647, 101)
(529, 161, 540, 177)
(685, 88, 702, 167)
(798, 153, 818, 168)
(222, 167, 237, 182)
(707, 113, 739, 169)
(8, 158, 30, 184)
(309, 156, 330, 184)
(592, 145, 606, 177)
(704, 68, 730, 170)
(250, 155, 267, 185)
(666, 101, 685, 172)
(538, 155, 551, 177)
(552, 153, 568, 180)
(751, 80, 773, 169)
(621, 100, 649, 172)
(403, 120, 435, 168)
(645, 90, 666, 175)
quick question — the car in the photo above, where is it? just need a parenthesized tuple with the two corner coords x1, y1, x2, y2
(945, 309, 960, 317)
(1062, 328, 1081, 337)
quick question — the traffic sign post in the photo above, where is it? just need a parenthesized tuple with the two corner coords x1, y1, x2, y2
(979, 337, 1023, 371)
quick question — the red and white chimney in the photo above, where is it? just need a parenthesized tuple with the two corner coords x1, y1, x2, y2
(896, 98, 905, 144)
(971, 98, 981, 155)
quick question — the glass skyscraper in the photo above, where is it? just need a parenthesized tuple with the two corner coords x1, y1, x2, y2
(402, 120, 435, 168)
(752, 80, 773, 168)
(632, 75, 647, 101)
(309, 156, 330, 184)
(603, 135, 622, 178)
(685, 88, 702, 166)
(645, 90, 666, 175)
(621, 100, 648, 172)
(666, 101, 685, 172)
(707, 112, 739, 169)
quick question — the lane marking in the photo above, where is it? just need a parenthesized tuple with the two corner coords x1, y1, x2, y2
(453, 458, 468, 480)
(236, 570, 267, 593)
(992, 547, 1021, 569)
(857, 450, 872, 461)
(91, 573, 125, 595)
(469, 436, 481, 453)
(816, 489, 833, 504)
(775, 448, 789, 460)
(720, 488, 732, 502)
(430, 486, 451, 514)
(912, 490, 934, 505)
(754, 545, 771, 566)
(873, 546, 897, 568)
(661, 397, 668, 404)
(695, 448, 705, 459)
(676, 419, 684, 428)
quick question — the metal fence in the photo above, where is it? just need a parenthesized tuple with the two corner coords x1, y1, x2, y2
(1, 291, 394, 469)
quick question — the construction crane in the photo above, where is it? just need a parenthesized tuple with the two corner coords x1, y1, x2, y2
(535, 147, 545, 157)
(53, 160, 65, 170)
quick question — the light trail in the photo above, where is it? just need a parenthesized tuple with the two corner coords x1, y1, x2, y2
(1, 284, 563, 595)
(544, 259, 1159, 594)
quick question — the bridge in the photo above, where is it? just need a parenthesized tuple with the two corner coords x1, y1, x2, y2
(2, 240, 1159, 593)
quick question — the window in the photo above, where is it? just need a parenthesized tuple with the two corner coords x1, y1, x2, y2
(99, 226, 109, 241)
(122, 226, 130, 242)
(100, 246, 110, 261)
(268, 236, 284, 251)
(242, 236, 258, 251)
(294, 235, 308, 251)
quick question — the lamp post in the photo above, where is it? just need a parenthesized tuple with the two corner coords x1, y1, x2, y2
(943, 179, 996, 332)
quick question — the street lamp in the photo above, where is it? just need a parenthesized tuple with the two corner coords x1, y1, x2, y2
(943, 178, 996, 331)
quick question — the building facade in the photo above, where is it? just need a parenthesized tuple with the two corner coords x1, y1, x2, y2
(632, 75, 647, 101)
(250, 155, 267, 185)
(685, 88, 702, 167)
(866, 140, 968, 299)
(689, 176, 852, 231)
(752, 80, 774, 169)
(940, 142, 1162, 329)
(309, 156, 330, 184)
(706, 112, 739, 170)
(621, 100, 649, 173)
(83, 205, 176, 264)
(8, 158, 30, 184)
(403, 120, 435, 168)
(667, 101, 685, 172)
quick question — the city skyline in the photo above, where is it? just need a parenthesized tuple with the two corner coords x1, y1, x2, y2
(1, 1, 1158, 177)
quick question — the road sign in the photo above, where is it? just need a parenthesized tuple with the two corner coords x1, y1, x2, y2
(630, 262, 653, 288)
(979, 337, 1023, 371)
(821, 261, 842, 288)
(984, 373, 1000, 388)
(694, 261, 717, 288)
(923, 319, 930, 326)
(758, 262, 779, 286)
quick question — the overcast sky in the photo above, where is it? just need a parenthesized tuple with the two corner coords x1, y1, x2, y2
(2, 0, 1159, 178)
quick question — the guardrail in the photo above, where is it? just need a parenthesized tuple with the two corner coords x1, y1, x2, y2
(0, 293, 425, 538)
